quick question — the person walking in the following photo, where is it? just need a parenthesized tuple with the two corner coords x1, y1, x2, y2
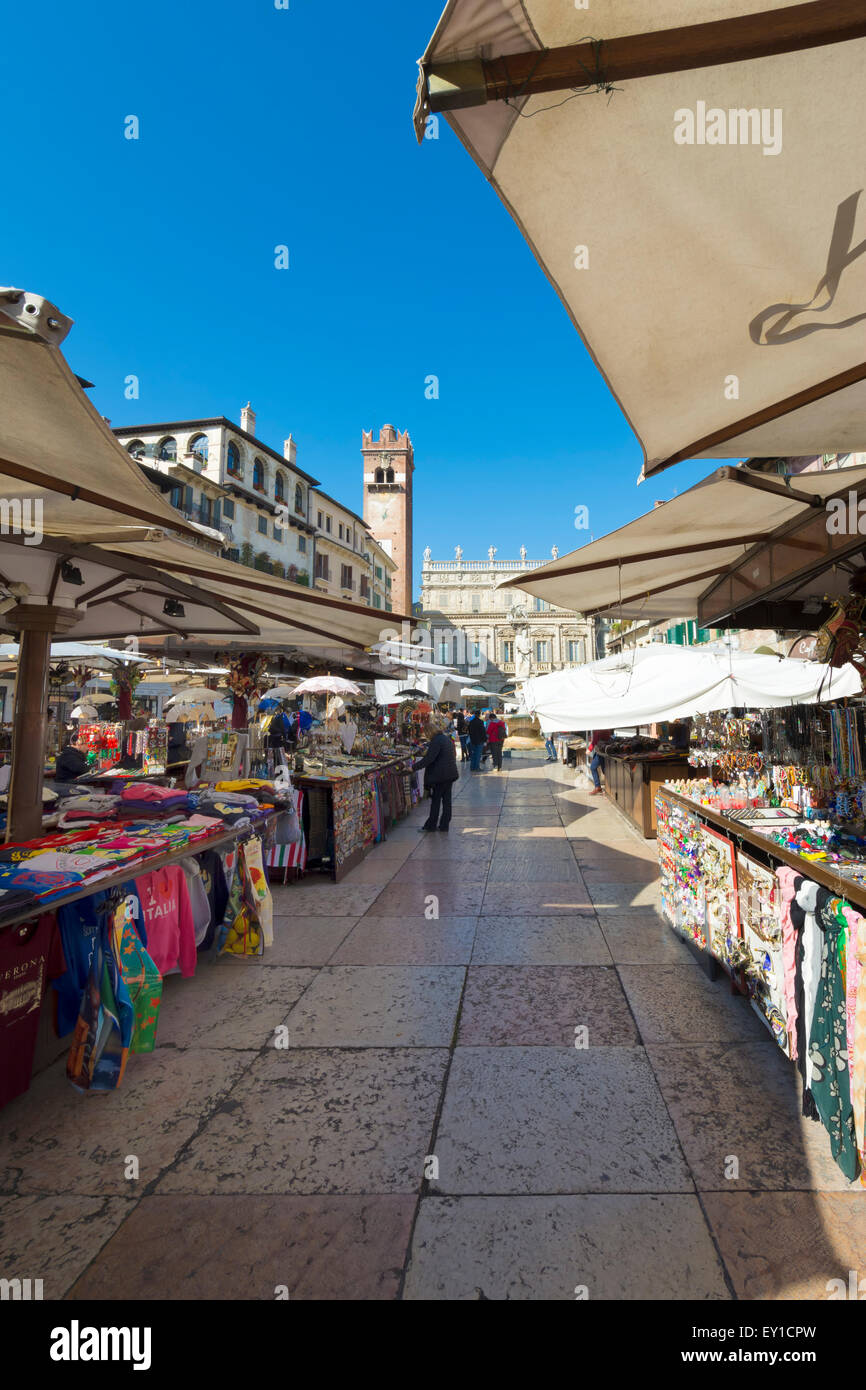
(467, 711, 487, 772)
(414, 717, 459, 830)
(588, 728, 613, 795)
(455, 708, 470, 762)
(486, 710, 507, 771)
(544, 733, 557, 762)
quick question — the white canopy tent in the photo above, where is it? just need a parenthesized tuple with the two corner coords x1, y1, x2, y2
(374, 672, 465, 705)
(522, 643, 862, 734)
(416, 3, 866, 479)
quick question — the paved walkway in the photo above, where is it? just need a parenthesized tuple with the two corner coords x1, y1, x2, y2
(1, 754, 864, 1299)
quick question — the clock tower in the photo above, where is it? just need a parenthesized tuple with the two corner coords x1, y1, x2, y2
(362, 424, 414, 616)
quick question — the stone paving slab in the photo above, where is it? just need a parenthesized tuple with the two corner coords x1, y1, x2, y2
(457, 966, 640, 1047)
(389, 861, 478, 884)
(283, 966, 465, 1047)
(586, 881, 663, 910)
(618, 965, 771, 1045)
(271, 884, 384, 916)
(0, 1194, 134, 1300)
(486, 856, 584, 883)
(481, 882, 593, 915)
(700, 1191, 866, 1300)
(646, 1043, 857, 1193)
(431, 1047, 693, 1194)
(368, 883, 485, 916)
(156, 1048, 449, 1195)
(403, 1194, 729, 1300)
(597, 915, 701, 966)
(330, 916, 478, 966)
(0, 1048, 258, 1198)
(494, 826, 568, 841)
(157, 965, 318, 1048)
(470, 915, 612, 965)
(260, 915, 360, 966)
(68, 1194, 416, 1301)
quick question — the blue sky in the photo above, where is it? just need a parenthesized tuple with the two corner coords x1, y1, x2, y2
(2, 0, 718, 595)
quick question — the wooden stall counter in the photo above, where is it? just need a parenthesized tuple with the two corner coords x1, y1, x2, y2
(604, 752, 698, 839)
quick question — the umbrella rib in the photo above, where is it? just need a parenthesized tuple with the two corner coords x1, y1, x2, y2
(580, 562, 747, 618)
(645, 359, 866, 478)
(425, 1, 866, 111)
(502, 534, 772, 584)
(0, 453, 204, 543)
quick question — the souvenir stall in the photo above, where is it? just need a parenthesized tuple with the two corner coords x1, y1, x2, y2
(655, 695, 866, 1179)
(289, 682, 425, 880)
(0, 294, 419, 1114)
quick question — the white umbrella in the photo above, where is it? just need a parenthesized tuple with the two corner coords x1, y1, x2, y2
(70, 703, 98, 719)
(293, 676, 361, 696)
(80, 693, 115, 707)
(165, 686, 220, 706)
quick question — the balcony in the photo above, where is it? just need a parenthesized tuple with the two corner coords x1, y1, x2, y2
(177, 503, 231, 539)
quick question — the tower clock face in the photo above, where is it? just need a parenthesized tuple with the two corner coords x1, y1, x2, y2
(371, 498, 391, 523)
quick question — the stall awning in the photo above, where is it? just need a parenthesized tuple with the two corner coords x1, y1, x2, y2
(0, 291, 215, 543)
(416, 3, 866, 479)
(105, 535, 410, 652)
(500, 464, 866, 621)
(523, 643, 862, 733)
(0, 533, 257, 642)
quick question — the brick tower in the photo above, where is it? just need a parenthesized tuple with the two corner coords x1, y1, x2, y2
(362, 424, 414, 615)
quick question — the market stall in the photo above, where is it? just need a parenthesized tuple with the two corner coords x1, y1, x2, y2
(522, 645, 860, 836)
(0, 776, 289, 1110)
(655, 700, 866, 1181)
(290, 694, 427, 880)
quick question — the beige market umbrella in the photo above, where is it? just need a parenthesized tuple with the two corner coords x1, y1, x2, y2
(416, 3, 866, 479)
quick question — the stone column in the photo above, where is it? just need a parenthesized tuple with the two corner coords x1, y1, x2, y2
(5, 604, 78, 843)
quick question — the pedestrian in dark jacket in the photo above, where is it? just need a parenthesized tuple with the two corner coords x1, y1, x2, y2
(455, 708, 471, 762)
(55, 739, 88, 783)
(414, 718, 459, 830)
(467, 713, 486, 772)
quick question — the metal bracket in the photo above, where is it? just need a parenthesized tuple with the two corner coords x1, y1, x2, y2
(0, 287, 73, 346)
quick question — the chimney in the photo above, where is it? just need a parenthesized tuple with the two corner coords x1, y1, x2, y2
(283, 434, 297, 465)
(240, 402, 256, 436)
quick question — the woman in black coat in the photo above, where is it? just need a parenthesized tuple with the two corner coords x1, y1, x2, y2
(414, 718, 459, 831)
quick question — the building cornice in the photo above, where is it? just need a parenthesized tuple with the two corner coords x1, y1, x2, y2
(114, 418, 321, 486)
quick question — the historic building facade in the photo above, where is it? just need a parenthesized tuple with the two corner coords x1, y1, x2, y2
(418, 547, 595, 691)
(114, 407, 395, 611)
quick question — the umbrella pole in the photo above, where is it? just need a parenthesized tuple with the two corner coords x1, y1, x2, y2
(7, 608, 73, 842)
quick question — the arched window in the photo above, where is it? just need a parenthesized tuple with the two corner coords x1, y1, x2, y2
(275, 471, 286, 503)
(374, 468, 385, 483)
(253, 457, 266, 492)
(126, 439, 146, 460)
(294, 482, 304, 515)
(157, 436, 177, 462)
(188, 432, 209, 462)
(385, 467, 395, 483)
(227, 441, 242, 477)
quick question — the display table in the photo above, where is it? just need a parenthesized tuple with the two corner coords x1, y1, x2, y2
(293, 754, 420, 881)
(654, 785, 866, 1182)
(656, 786, 866, 915)
(604, 753, 697, 838)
